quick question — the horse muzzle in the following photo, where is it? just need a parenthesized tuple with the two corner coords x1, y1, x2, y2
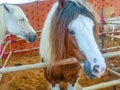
(27, 32, 37, 43)
(82, 60, 106, 79)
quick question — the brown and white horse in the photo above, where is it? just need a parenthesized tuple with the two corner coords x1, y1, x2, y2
(40, 0, 106, 90)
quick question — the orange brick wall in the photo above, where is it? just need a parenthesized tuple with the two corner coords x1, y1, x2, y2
(4, 0, 120, 56)
(88, 0, 120, 17)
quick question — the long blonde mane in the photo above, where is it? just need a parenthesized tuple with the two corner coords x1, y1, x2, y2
(40, 2, 58, 63)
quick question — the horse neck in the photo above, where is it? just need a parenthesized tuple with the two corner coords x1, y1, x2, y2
(65, 33, 86, 62)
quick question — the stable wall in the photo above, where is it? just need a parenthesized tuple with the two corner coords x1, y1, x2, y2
(5, 0, 120, 56)
(88, 0, 120, 17)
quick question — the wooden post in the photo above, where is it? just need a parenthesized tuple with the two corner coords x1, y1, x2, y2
(82, 79, 120, 90)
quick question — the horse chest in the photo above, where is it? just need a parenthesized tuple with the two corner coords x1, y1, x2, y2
(44, 57, 81, 86)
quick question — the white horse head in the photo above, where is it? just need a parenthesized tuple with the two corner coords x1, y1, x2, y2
(69, 14, 106, 79)
(0, 4, 37, 43)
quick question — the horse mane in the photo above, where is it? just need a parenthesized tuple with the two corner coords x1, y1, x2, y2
(50, 1, 98, 64)
(76, 0, 99, 21)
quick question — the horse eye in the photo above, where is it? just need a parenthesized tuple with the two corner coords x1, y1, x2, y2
(19, 18, 25, 22)
(70, 30, 75, 35)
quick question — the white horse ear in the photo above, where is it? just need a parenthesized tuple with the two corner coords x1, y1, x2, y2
(3, 4, 11, 13)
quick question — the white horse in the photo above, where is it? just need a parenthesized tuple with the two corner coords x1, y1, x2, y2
(0, 4, 37, 43)
(0, 4, 37, 82)
(40, 0, 106, 90)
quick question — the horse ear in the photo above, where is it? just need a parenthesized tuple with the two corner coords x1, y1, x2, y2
(58, 0, 66, 9)
(3, 4, 11, 13)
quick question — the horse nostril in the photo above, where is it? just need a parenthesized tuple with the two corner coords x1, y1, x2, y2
(93, 65, 100, 73)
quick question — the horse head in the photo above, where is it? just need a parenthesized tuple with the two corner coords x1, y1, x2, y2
(3, 4, 37, 43)
(40, 0, 107, 89)
(68, 0, 106, 79)
(54, 1, 106, 79)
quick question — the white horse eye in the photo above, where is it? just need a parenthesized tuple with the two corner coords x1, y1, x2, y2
(70, 30, 75, 35)
(19, 18, 25, 22)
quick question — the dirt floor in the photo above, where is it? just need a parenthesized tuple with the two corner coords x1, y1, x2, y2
(0, 38, 120, 90)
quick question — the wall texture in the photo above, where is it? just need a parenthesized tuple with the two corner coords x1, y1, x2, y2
(88, 0, 120, 17)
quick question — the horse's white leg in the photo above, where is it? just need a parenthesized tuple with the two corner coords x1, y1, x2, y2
(49, 83, 60, 90)
(68, 83, 76, 90)
(68, 83, 83, 90)
(68, 78, 80, 90)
